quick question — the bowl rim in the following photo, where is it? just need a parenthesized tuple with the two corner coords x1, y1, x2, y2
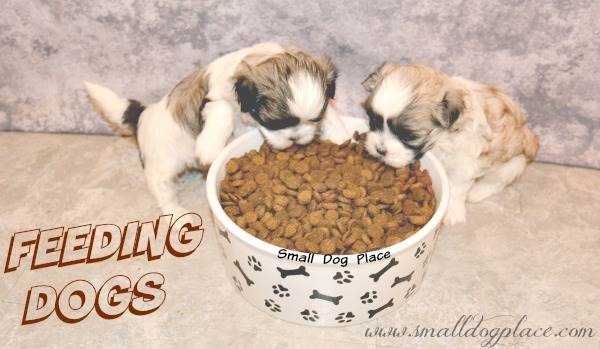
(206, 117, 449, 265)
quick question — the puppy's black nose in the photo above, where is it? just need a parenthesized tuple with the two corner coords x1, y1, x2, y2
(376, 147, 387, 156)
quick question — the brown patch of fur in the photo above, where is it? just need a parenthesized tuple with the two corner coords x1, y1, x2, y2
(233, 50, 336, 121)
(167, 67, 208, 135)
(472, 83, 539, 163)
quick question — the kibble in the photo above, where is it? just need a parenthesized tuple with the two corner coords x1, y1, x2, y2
(219, 132, 436, 254)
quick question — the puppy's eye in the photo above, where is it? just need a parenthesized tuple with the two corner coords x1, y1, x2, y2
(261, 116, 300, 130)
(309, 115, 323, 123)
(366, 108, 384, 131)
(387, 119, 419, 143)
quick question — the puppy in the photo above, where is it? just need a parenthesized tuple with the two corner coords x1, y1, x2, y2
(361, 63, 539, 225)
(84, 42, 348, 217)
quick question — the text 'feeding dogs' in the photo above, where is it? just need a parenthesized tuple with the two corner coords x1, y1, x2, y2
(84, 42, 349, 217)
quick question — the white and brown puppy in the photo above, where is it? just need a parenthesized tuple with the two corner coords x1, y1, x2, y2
(84, 42, 348, 217)
(361, 63, 539, 225)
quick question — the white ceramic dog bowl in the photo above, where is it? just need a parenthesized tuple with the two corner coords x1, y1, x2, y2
(206, 117, 449, 326)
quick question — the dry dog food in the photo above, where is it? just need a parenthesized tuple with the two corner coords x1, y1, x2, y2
(219, 133, 436, 255)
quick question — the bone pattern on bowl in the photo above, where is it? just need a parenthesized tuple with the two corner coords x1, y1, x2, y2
(214, 219, 442, 325)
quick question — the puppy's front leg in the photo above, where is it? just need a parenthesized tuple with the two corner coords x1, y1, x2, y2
(320, 103, 351, 144)
(444, 177, 474, 226)
(195, 100, 235, 169)
(144, 163, 188, 218)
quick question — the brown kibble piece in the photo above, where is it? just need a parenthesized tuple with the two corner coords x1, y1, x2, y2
(366, 223, 385, 239)
(224, 206, 240, 217)
(408, 215, 429, 225)
(342, 187, 361, 199)
(313, 183, 328, 193)
(271, 237, 288, 249)
(251, 155, 265, 166)
(273, 183, 287, 194)
(255, 172, 269, 185)
(265, 217, 280, 230)
(283, 174, 302, 189)
(295, 238, 307, 250)
(284, 221, 299, 237)
(324, 210, 339, 222)
(308, 211, 323, 226)
(305, 241, 320, 254)
(297, 190, 312, 205)
(352, 240, 367, 253)
(288, 204, 306, 218)
(243, 211, 258, 223)
(385, 234, 405, 246)
(292, 160, 310, 174)
(238, 180, 257, 197)
(276, 152, 290, 161)
(226, 160, 239, 174)
(320, 239, 336, 254)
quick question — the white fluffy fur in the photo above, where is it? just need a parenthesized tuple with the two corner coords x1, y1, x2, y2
(83, 81, 132, 135)
(319, 105, 353, 144)
(287, 71, 326, 120)
(136, 97, 196, 218)
(371, 77, 414, 119)
(195, 100, 235, 167)
(85, 43, 349, 217)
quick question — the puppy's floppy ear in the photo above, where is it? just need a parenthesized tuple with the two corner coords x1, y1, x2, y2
(440, 87, 466, 128)
(326, 63, 338, 99)
(314, 55, 338, 99)
(234, 76, 259, 113)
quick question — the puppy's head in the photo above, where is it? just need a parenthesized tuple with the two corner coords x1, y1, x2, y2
(234, 51, 337, 149)
(361, 63, 466, 168)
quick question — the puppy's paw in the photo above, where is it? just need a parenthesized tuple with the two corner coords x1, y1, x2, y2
(443, 202, 466, 226)
(319, 107, 351, 144)
(467, 183, 496, 203)
(196, 137, 224, 168)
(322, 127, 352, 145)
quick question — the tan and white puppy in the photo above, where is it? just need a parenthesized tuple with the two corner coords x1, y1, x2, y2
(84, 42, 348, 217)
(361, 63, 539, 225)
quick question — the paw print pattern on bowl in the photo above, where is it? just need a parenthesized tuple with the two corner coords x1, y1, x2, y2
(333, 270, 354, 284)
(272, 284, 290, 297)
(414, 242, 427, 258)
(264, 299, 281, 313)
(335, 312, 355, 323)
(247, 255, 262, 272)
(300, 309, 319, 322)
(360, 291, 378, 304)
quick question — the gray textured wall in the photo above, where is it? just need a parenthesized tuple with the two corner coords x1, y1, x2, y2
(1, 0, 599, 168)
